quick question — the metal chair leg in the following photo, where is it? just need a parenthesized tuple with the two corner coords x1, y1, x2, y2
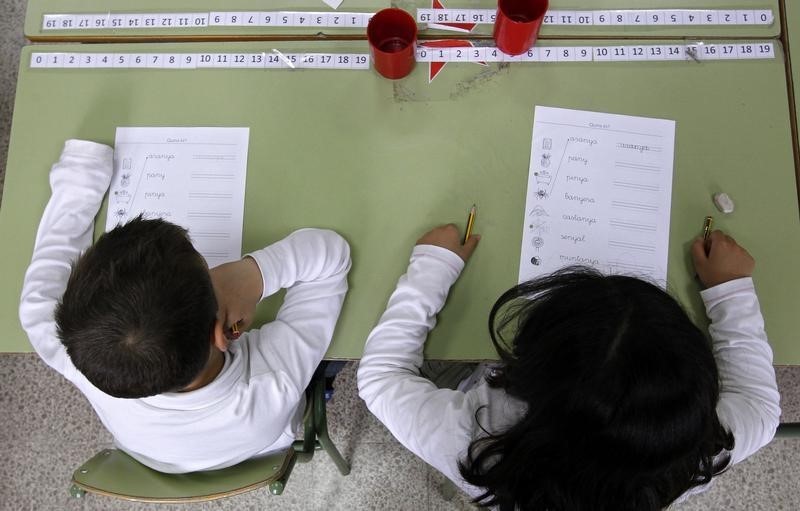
(313, 376, 351, 475)
(69, 484, 86, 499)
(269, 452, 298, 495)
(776, 422, 800, 438)
(292, 387, 318, 463)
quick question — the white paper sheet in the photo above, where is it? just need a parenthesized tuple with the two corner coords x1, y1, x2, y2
(106, 127, 249, 266)
(519, 106, 675, 287)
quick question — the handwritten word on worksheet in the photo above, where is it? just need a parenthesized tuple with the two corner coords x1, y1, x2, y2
(105, 127, 249, 265)
(519, 107, 675, 287)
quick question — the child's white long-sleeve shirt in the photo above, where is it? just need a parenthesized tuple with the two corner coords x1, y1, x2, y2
(357, 245, 781, 501)
(19, 140, 351, 473)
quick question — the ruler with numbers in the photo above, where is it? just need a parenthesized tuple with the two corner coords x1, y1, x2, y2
(29, 42, 775, 70)
(30, 52, 370, 69)
(42, 8, 775, 31)
(418, 8, 774, 26)
(42, 11, 374, 30)
(417, 42, 776, 62)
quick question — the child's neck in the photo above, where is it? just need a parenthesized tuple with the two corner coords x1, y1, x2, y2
(180, 348, 225, 392)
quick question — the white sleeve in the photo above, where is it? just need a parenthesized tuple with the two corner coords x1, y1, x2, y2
(357, 245, 478, 484)
(19, 140, 114, 380)
(245, 228, 351, 390)
(702, 277, 781, 465)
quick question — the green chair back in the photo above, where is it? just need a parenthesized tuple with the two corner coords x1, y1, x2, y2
(72, 448, 294, 503)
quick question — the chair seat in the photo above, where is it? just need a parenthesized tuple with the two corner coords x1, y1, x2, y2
(72, 448, 295, 503)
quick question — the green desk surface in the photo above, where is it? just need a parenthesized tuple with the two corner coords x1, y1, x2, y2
(789, 1, 800, 134)
(2, 41, 798, 361)
(24, 0, 780, 41)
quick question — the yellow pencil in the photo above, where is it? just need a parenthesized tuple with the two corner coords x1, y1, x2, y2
(464, 204, 476, 244)
(231, 320, 240, 337)
(702, 216, 713, 241)
(702, 216, 713, 254)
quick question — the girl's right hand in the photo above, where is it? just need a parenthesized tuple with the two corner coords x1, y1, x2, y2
(416, 224, 480, 262)
(691, 230, 755, 288)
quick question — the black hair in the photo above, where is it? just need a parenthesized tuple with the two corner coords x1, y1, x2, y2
(458, 266, 733, 511)
(55, 216, 218, 398)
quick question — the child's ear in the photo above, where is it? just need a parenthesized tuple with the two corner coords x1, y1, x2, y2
(211, 319, 229, 352)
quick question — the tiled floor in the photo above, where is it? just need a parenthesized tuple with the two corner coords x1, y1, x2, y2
(0, 0, 27, 207)
(0, 356, 478, 511)
(2, 357, 800, 510)
(1, 0, 799, 509)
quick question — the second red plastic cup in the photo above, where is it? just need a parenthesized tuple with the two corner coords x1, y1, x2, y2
(367, 8, 417, 79)
(493, 0, 549, 56)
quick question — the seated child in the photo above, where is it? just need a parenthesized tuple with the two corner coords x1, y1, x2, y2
(20, 140, 351, 473)
(358, 223, 779, 510)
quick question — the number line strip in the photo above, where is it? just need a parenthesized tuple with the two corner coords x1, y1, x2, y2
(28, 42, 776, 70)
(41, 9, 774, 32)
(418, 8, 775, 27)
(42, 12, 374, 30)
(30, 52, 370, 69)
(416, 42, 775, 62)
(42, 9, 775, 31)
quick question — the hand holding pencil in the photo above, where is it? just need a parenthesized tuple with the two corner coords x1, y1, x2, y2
(416, 207, 480, 263)
(691, 229, 755, 288)
(209, 256, 264, 343)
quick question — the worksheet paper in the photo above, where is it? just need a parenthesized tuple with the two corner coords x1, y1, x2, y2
(519, 107, 675, 287)
(105, 127, 249, 266)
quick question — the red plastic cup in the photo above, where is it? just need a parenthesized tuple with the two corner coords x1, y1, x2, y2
(367, 8, 417, 79)
(493, 0, 549, 56)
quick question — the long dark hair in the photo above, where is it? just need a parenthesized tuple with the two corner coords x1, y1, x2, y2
(458, 267, 733, 511)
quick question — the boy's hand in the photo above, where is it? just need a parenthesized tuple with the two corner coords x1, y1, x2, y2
(691, 230, 755, 288)
(210, 256, 264, 339)
(416, 224, 480, 262)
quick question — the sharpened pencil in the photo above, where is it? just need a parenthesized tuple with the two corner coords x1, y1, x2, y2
(464, 205, 476, 245)
(702, 216, 713, 242)
(702, 216, 713, 254)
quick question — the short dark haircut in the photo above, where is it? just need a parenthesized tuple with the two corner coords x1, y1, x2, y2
(56, 216, 218, 398)
(459, 266, 734, 511)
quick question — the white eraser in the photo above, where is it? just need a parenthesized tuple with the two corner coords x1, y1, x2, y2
(713, 192, 735, 214)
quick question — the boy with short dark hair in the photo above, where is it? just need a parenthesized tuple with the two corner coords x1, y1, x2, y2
(20, 140, 351, 473)
(56, 217, 219, 398)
